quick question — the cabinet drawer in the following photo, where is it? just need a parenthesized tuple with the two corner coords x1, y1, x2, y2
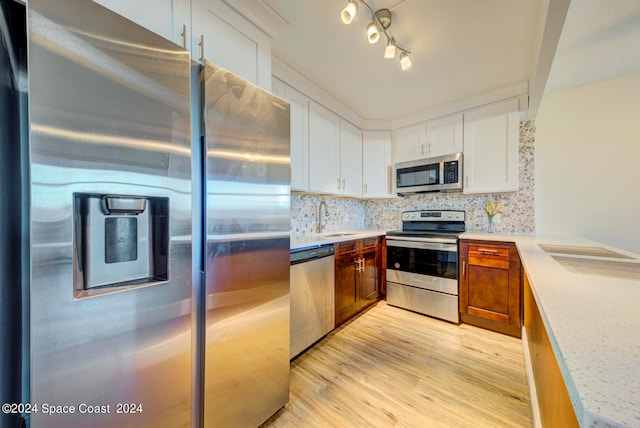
(335, 240, 357, 256)
(468, 243, 510, 260)
(360, 237, 379, 250)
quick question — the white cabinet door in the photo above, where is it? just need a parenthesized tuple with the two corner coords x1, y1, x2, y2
(363, 131, 393, 198)
(392, 123, 427, 163)
(463, 99, 519, 194)
(93, 0, 189, 46)
(340, 121, 362, 198)
(191, 0, 271, 89)
(272, 78, 309, 191)
(426, 113, 463, 158)
(309, 101, 340, 195)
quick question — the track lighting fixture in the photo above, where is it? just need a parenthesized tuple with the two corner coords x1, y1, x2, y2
(340, 0, 412, 70)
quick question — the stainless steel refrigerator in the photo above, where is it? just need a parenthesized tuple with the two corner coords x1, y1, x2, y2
(0, 0, 290, 426)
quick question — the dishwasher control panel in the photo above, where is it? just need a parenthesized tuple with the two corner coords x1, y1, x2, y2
(290, 244, 335, 265)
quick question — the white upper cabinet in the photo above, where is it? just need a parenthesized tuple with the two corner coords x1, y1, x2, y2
(340, 121, 363, 198)
(392, 123, 427, 164)
(308, 101, 341, 195)
(97, 0, 274, 89)
(363, 131, 393, 198)
(463, 99, 519, 194)
(308, 101, 363, 197)
(272, 78, 309, 191)
(93, 0, 190, 46)
(191, 0, 272, 89)
(392, 114, 462, 164)
(426, 113, 463, 158)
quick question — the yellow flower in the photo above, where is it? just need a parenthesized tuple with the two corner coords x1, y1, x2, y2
(485, 199, 504, 217)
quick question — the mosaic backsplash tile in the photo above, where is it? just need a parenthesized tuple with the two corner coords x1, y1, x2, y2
(291, 193, 364, 235)
(292, 120, 535, 235)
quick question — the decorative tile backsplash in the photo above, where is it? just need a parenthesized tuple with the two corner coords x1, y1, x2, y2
(291, 120, 536, 235)
(291, 193, 364, 235)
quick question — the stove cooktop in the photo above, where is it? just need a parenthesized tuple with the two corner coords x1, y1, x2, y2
(390, 209, 466, 240)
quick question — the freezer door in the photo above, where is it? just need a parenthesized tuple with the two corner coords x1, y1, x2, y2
(203, 61, 291, 427)
(28, 0, 192, 426)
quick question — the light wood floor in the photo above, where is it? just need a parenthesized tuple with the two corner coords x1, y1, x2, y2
(262, 301, 532, 428)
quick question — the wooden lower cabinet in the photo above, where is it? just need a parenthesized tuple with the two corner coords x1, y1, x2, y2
(524, 274, 579, 427)
(459, 240, 522, 337)
(335, 237, 381, 326)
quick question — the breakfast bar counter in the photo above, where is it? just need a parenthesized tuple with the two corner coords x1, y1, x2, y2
(460, 232, 640, 428)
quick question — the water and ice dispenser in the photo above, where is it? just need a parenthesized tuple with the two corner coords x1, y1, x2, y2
(73, 193, 169, 297)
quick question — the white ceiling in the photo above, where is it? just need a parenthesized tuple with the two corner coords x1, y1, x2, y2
(262, 0, 640, 122)
(264, 0, 541, 122)
(544, 0, 640, 93)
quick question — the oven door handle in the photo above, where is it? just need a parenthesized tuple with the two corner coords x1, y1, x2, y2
(386, 239, 457, 252)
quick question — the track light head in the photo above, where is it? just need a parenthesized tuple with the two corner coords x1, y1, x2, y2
(366, 22, 380, 44)
(384, 38, 396, 59)
(400, 51, 412, 71)
(341, 1, 358, 24)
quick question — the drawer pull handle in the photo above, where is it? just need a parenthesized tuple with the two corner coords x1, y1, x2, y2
(478, 248, 499, 254)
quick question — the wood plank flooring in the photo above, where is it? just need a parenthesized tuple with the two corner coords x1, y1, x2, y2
(262, 301, 532, 427)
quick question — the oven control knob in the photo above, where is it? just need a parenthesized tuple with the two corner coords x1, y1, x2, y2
(394, 262, 400, 269)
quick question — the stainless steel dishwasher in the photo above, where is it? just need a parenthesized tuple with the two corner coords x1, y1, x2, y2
(290, 244, 335, 359)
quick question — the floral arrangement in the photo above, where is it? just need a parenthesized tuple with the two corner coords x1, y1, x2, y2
(484, 199, 504, 232)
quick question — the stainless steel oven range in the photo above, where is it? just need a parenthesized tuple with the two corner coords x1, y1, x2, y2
(386, 210, 465, 323)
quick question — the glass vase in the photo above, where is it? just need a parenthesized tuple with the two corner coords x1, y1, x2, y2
(487, 215, 495, 233)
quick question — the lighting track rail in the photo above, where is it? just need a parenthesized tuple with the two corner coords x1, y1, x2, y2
(341, 0, 412, 70)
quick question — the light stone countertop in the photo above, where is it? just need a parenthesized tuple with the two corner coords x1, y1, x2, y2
(291, 230, 388, 250)
(460, 232, 640, 428)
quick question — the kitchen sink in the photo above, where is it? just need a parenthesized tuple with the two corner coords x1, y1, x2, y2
(552, 255, 640, 281)
(322, 232, 360, 238)
(538, 243, 633, 259)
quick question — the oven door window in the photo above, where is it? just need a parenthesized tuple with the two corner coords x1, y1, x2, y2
(387, 244, 457, 279)
(396, 164, 439, 189)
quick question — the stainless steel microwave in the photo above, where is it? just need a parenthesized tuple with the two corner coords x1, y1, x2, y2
(394, 152, 463, 195)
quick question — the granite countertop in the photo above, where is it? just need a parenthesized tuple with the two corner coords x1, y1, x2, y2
(460, 232, 640, 428)
(290, 230, 388, 250)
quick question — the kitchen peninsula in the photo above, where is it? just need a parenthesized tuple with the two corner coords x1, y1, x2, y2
(461, 232, 640, 428)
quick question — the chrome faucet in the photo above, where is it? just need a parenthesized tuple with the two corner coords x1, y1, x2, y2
(317, 201, 329, 233)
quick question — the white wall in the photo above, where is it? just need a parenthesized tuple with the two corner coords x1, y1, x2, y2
(535, 72, 640, 253)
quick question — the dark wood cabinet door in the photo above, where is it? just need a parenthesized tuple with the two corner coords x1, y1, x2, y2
(467, 264, 510, 323)
(459, 240, 522, 337)
(335, 251, 359, 326)
(359, 248, 379, 305)
(334, 237, 382, 327)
